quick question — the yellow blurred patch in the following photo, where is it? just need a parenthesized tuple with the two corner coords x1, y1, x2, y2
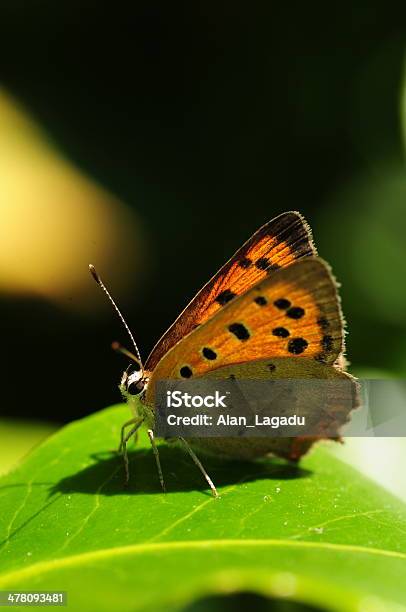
(0, 89, 146, 312)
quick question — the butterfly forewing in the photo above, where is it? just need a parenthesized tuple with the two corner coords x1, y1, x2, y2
(146, 257, 344, 404)
(146, 211, 316, 370)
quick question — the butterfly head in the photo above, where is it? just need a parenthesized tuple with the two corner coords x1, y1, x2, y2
(120, 361, 150, 398)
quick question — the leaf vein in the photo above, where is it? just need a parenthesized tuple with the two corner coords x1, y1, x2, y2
(0, 538, 405, 587)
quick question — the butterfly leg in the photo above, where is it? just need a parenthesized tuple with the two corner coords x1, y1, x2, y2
(118, 418, 142, 454)
(178, 437, 218, 498)
(147, 429, 166, 493)
(119, 417, 144, 485)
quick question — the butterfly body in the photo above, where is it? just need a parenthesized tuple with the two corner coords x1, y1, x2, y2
(92, 211, 357, 494)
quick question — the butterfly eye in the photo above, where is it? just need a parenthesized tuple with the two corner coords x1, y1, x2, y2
(125, 367, 145, 395)
(127, 379, 144, 395)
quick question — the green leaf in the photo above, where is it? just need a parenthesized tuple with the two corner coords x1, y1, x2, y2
(0, 404, 405, 612)
(0, 419, 57, 476)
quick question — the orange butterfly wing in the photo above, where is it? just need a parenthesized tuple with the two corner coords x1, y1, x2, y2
(146, 211, 316, 370)
(146, 257, 344, 404)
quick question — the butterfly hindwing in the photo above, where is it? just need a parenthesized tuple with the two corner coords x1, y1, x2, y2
(146, 211, 316, 370)
(146, 257, 344, 404)
(187, 357, 358, 462)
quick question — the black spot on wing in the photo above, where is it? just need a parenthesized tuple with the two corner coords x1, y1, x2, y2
(228, 323, 250, 341)
(239, 257, 252, 268)
(215, 289, 236, 306)
(255, 258, 280, 273)
(255, 257, 269, 270)
(180, 366, 193, 378)
(254, 296, 268, 306)
(274, 298, 291, 310)
(286, 306, 305, 319)
(272, 327, 290, 338)
(202, 347, 217, 360)
(288, 338, 308, 354)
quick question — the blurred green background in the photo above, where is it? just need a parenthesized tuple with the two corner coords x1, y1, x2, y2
(0, 2, 406, 460)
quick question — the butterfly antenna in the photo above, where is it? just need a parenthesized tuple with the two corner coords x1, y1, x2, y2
(89, 264, 143, 368)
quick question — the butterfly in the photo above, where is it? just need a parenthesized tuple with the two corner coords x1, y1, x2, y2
(90, 211, 357, 497)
